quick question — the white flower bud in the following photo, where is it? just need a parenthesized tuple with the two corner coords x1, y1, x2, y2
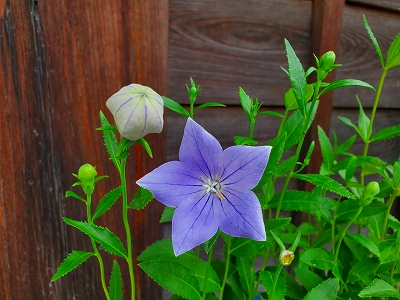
(106, 84, 164, 141)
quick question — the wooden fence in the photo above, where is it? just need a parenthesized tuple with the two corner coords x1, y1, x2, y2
(1, 0, 399, 299)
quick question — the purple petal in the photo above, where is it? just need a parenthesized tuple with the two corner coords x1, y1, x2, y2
(172, 194, 219, 256)
(136, 161, 203, 208)
(217, 189, 266, 241)
(220, 146, 271, 189)
(179, 118, 222, 179)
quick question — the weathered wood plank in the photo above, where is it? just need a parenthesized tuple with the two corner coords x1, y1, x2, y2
(0, 0, 167, 299)
(347, 0, 400, 13)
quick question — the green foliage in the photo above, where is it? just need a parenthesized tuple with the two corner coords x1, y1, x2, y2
(109, 260, 123, 300)
(92, 186, 121, 222)
(51, 250, 94, 281)
(128, 186, 154, 210)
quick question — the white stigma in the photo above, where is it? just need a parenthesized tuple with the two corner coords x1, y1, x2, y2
(201, 175, 225, 200)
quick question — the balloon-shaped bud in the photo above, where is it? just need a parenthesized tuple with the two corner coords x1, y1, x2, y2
(106, 84, 164, 141)
(360, 181, 380, 207)
(77, 164, 97, 195)
(317, 51, 337, 80)
(280, 250, 295, 266)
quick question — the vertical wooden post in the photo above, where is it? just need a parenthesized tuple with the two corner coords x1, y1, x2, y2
(0, 0, 167, 299)
(305, 0, 346, 176)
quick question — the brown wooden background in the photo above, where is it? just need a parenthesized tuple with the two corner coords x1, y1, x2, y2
(1, 0, 399, 299)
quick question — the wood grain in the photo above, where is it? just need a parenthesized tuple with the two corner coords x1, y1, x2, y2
(347, 0, 400, 13)
(0, 0, 167, 299)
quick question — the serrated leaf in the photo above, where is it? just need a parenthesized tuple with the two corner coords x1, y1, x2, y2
(137, 238, 176, 261)
(238, 87, 252, 121)
(260, 270, 286, 300)
(336, 134, 356, 155)
(65, 190, 86, 203)
(358, 278, 400, 298)
(285, 39, 307, 117)
(128, 186, 154, 210)
(160, 206, 175, 223)
(139, 260, 201, 300)
(92, 186, 121, 222)
(63, 218, 127, 258)
(346, 257, 379, 283)
(357, 97, 370, 141)
(51, 250, 94, 281)
(371, 124, 400, 142)
(363, 15, 384, 67)
(336, 199, 386, 221)
(303, 278, 339, 300)
(346, 232, 380, 257)
(237, 256, 255, 296)
(230, 238, 264, 257)
(100, 111, 119, 169)
(234, 136, 258, 146)
(318, 126, 334, 171)
(293, 174, 356, 199)
(284, 85, 314, 111)
(386, 33, 400, 69)
(268, 190, 334, 213)
(109, 260, 123, 300)
(294, 267, 323, 291)
(300, 248, 335, 270)
(319, 79, 375, 97)
(227, 272, 246, 300)
(162, 96, 190, 117)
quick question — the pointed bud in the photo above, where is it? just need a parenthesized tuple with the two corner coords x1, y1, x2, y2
(360, 181, 380, 207)
(317, 51, 337, 80)
(106, 84, 164, 141)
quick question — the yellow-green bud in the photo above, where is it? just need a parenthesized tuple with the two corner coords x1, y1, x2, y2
(280, 250, 295, 266)
(77, 164, 97, 195)
(318, 51, 336, 81)
(360, 181, 380, 207)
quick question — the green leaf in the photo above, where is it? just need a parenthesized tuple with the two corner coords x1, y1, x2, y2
(346, 257, 379, 283)
(318, 126, 334, 171)
(128, 186, 154, 210)
(109, 260, 123, 300)
(194, 102, 225, 113)
(227, 272, 246, 300)
(336, 134, 356, 155)
(256, 110, 284, 118)
(363, 15, 385, 67)
(63, 218, 127, 258)
(65, 190, 86, 203)
(230, 238, 265, 257)
(371, 124, 400, 142)
(319, 79, 375, 97)
(293, 174, 356, 199)
(265, 218, 291, 249)
(238, 87, 252, 121)
(284, 85, 314, 111)
(100, 111, 119, 169)
(260, 270, 286, 300)
(285, 39, 307, 117)
(282, 108, 305, 151)
(139, 261, 201, 300)
(336, 199, 386, 221)
(137, 238, 176, 261)
(294, 267, 323, 291)
(300, 248, 335, 270)
(386, 33, 400, 69)
(92, 186, 121, 222)
(162, 96, 190, 117)
(345, 232, 380, 257)
(268, 190, 335, 213)
(338, 116, 363, 138)
(237, 256, 255, 296)
(160, 206, 175, 223)
(356, 97, 370, 141)
(303, 278, 339, 300)
(137, 137, 153, 158)
(51, 250, 94, 281)
(234, 136, 258, 146)
(358, 278, 400, 298)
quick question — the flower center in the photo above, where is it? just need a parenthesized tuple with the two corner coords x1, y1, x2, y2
(201, 175, 225, 200)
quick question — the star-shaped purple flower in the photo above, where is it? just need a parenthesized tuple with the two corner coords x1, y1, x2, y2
(136, 118, 271, 256)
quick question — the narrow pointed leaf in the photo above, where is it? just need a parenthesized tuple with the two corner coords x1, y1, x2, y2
(160, 206, 175, 223)
(128, 186, 154, 210)
(359, 278, 400, 298)
(268, 190, 335, 212)
(194, 102, 225, 112)
(63, 218, 127, 258)
(303, 278, 339, 300)
(319, 79, 375, 97)
(371, 124, 400, 142)
(51, 250, 94, 281)
(234, 136, 258, 146)
(109, 260, 123, 300)
(238, 87, 252, 121)
(363, 15, 384, 67)
(92, 186, 121, 222)
(318, 126, 334, 170)
(386, 33, 400, 69)
(347, 257, 379, 283)
(284, 85, 314, 111)
(162, 96, 190, 117)
(294, 267, 323, 291)
(65, 190, 86, 203)
(100, 111, 119, 168)
(293, 174, 356, 199)
(256, 111, 284, 118)
(346, 232, 379, 257)
(357, 97, 370, 141)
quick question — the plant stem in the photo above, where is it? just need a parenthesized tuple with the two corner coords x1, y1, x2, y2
(251, 250, 270, 299)
(380, 180, 400, 240)
(334, 205, 363, 263)
(249, 117, 255, 139)
(271, 265, 283, 298)
(219, 236, 232, 300)
(120, 157, 136, 300)
(86, 195, 110, 300)
(201, 245, 214, 300)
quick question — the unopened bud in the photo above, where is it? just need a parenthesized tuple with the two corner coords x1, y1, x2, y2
(280, 250, 295, 266)
(360, 181, 380, 207)
(77, 164, 97, 195)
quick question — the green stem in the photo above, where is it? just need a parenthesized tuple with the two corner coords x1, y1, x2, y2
(251, 250, 270, 299)
(86, 195, 110, 300)
(380, 180, 400, 240)
(271, 265, 283, 298)
(120, 157, 136, 300)
(249, 117, 255, 139)
(219, 236, 232, 300)
(334, 205, 363, 263)
(331, 196, 342, 255)
(201, 245, 214, 300)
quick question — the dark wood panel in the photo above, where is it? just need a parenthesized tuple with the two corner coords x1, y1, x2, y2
(167, 0, 312, 106)
(347, 0, 400, 13)
(0, 0, 167, 299)
(334, 5, 400, 108)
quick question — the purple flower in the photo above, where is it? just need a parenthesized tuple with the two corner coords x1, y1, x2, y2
(137, 118, 271, 255)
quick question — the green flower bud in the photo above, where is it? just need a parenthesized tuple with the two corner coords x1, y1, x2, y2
(77, 164, 97, 195)
(317, 51, 336, 81)
(106, 84, 164, 141)
(360, 181, 380, 207)
(280, 250, 295, 266)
